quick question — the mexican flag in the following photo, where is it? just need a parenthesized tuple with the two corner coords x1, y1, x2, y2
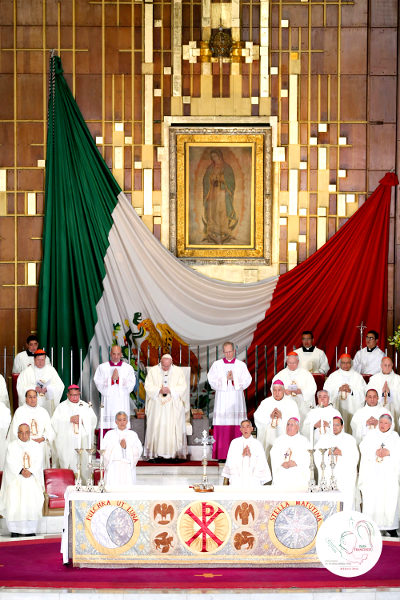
(38, 55, 396, 405)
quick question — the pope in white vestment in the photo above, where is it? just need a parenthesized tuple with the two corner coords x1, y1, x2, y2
(103, 412, 143, 489)
(94, 345, 136, 429)
(350, 389, 393, 445)
(208, 342, 252, 460)
(144, 355, 187, 459)
(0, 423, 44, 535)
(315, 417, 359, 508)
(51, 385, 97, 481)
(0, 401, 11, 470)
(358, 414, 400, 533)
(222, 420, 271, 487)
(253, 380, 299, 457)
(302, 390, 342, 445)
(323, 354, 367, 430)
(353, 331, 385, 375)
(294, 332, 329, 374)
(16, 350, 64, 416)
(270, 418, 310, 492)
(10, 389, 54, 468)
(272, 353, 317, 423)
(368, 357, 400, 431)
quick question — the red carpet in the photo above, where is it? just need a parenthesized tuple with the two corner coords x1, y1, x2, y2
(0, 538, 399, 589)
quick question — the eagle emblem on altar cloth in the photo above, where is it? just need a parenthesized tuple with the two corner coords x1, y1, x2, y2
(153, 503, 175, 525)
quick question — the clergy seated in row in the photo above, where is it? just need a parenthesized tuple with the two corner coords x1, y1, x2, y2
(358, 414, 400, 537)
(10, 389, 54, 468)
(353, 330, 385, 376)
(350, 389, 393, 445)
(94, 345, 136, 430)
(315, 417, 359, 509)
(17, 349, 64, 416)
(302, 390, 342, 446)
(270, 418, 309, 492)
(208, 341, 252, 461)
(253, 380, 299, 458)
(12, 334, 50, 374)
(368, 356, 400, 430)
(51, 384, 97, 482)
(143, 353, 188, 460)
(221, 420, 271, 487)
(103, 412, 143, 490)
(0, 402, 11, 470)
(294, 330, 330, 374)
(272, 352, 317, 423)
(324, 354, 366, 431)
(0, 423, 44, 537)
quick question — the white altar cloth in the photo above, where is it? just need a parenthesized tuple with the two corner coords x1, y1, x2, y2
(62, 485, 347, 568)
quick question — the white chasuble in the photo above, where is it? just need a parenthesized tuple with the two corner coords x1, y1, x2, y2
(103, 427, 143, 489)
(270, 433, 310, 492)
(10, 404, 54, 468)
(17, 364, 64, 416)
(144, 364, 187, 459)
(324, 368, 366, 430)
(272, 367, 317, 422)
(254, 395, 299, 456)
(94, 361, 136, 428)
(221, 435, 271, 487)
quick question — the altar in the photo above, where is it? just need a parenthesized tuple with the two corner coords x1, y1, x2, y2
(62, 485, 347, 568)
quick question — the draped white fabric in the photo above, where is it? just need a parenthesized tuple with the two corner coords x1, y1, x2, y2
(83, 192, 278, 401)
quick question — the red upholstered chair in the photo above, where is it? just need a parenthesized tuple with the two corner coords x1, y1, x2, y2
(43, 468, 75, 516)
(313, 373, 326, 393)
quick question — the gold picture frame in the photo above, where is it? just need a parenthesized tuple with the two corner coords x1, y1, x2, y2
(174, 131, 269, 261)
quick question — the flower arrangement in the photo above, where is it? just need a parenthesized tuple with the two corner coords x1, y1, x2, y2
(388, 326, 400, 351)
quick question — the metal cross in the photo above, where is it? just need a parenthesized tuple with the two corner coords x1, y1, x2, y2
(356, 321, 367, 349)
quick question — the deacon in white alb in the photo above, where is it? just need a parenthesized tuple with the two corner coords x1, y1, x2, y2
(358, 414, 400, 536)
(51, 384, 97, 480)
(12, 335, 50, 374)
(324, 353, 367, 430)
(144, 354, 187, 459)
(17, 349, 64, 416)
(208, 342, 252, 460)
(272, 352, 317, 423)
(0, 401, 11, 470)
(302, 390, 342, 445)
(353, 330, 385, 376)
(94, 345, 136, 429)
(253, 380, 299, 457)
(350, 389, 393, 445)
(222, 420, 271, 487)
(368, 356, 400, 430)
(0, 423, 44, 536)
(315, 416, 359, 508)
(10, 389, 54, 468)
(270, 418, 310, 492)
(103, 411, 143, 489)
(294, 331, 329, 374)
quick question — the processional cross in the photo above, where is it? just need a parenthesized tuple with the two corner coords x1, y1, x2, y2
(356, 321, 367, 349)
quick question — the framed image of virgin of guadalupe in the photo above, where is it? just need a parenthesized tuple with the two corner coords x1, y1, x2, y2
(175, 131, 269, 261)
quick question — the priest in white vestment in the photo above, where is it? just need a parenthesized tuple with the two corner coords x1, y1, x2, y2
(315, 416, 359, 508)
(324, 354, 367, 430)
(94, 345, 136, 429)
(51, 384, 97, 481)
(0, 374, 10, 409)
(302, 390, 343, 445)
(144, 354, 187, 459)
(208, 342, 252, 460)
(10, 389, 54, 468)
(358, 414, 400, 536)
(0, 423, 44, 536)
(0, 401, 11, 470)
(270, 418, 310, 492)
(17, 349, 64, 416)
(350, 389, 393, 445)
(12, 335, 50, 374)
(222, 420, 271, 487)
(353, 330, 385, 375)
(103, 411, 143, 489)
(294, 331, 330, 374)
(368, 357, 400, 431)
(272, 352, 317, 423)
(253, 380, 299, 458)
